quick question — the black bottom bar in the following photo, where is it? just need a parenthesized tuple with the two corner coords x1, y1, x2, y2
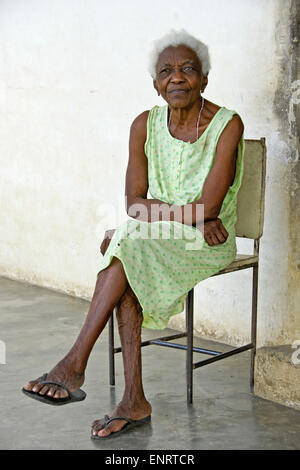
(150, 340, 221, 356)
(193, 343, 254, 369)
(113, 332, 187, 353)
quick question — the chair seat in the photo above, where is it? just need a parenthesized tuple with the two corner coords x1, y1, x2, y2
(212, 253, 258, 276)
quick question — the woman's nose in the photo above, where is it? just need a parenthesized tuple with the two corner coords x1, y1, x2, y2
(170, 70, 185, 82)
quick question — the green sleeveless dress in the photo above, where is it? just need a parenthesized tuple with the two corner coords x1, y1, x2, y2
(97, 104, 245, 330)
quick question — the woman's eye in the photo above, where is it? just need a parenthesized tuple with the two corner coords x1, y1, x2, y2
(159, 69, 170, 75)
(183, 66, 193, 72)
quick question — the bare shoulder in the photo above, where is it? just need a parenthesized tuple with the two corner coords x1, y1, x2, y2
(206, 99, 244, 131)
(216, 111, 244, 156)
(130, 110, 150, 141)
(224, 113, 244, 138)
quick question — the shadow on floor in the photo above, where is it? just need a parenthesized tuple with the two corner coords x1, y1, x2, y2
(0, 276, 299, 450)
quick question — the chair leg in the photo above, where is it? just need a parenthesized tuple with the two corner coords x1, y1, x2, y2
(186, 289, 194, 404)
(108, 309, 115, 386)
(250, 265, 258, 391)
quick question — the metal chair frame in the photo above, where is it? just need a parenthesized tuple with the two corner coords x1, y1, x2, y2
(108, 138, 266, 404)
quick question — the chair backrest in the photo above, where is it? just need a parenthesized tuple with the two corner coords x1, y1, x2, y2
(235, 138, 266, 239)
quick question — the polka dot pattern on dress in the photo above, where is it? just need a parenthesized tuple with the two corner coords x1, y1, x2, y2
(98, 104, 245, 330)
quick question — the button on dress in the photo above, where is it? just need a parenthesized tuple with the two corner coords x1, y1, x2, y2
(97, 104, 245, 330)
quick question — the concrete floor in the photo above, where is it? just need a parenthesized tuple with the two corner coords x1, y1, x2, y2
(0, 276, 300, 450)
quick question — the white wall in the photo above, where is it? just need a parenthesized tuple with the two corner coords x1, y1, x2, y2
(0, 0, 297, 347)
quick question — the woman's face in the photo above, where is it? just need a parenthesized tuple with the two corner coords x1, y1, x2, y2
(153, 44, 207, 109)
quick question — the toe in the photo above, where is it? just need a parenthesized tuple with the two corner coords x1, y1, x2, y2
(98, 427, 111, 437)
(47, 386, 56, 397)
(24, 376, 43, 391)
(32, 382, 44, 393)
(38, 385, 50, 395)
(91, 418, 105, 428)
(23, 382, 35, 391)
(59, 388, 68, 398)
(42, 385, 68, 399)
(91, 416, 129, 437)
(96, 419, 127, 437)
(53, 389, 61, 399)
(91, 420, 105, 436)
(53, 388, 68, 399)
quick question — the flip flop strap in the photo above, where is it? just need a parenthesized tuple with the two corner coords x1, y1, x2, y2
(104, 415, 133, 427)
(39, 373, 71, 396)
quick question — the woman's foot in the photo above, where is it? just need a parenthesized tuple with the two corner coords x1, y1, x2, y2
(91, 398, 152, 437)
(23, 355, 85, 399)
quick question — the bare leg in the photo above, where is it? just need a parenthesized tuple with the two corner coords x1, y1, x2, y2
(23, 257, 128, 399)
(91, 286, 151, 437)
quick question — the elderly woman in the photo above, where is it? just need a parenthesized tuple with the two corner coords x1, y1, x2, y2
(22, 29, 244, 438)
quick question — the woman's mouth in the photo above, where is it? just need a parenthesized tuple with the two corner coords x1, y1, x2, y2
(168, 89, 189, 94)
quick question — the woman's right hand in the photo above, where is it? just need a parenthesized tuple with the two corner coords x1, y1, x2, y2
(203, 218, 228, 246)
(100, 229, 116, 255)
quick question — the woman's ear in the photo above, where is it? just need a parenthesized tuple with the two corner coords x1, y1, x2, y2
(201, 74, 208, 93)
(153, 79, 160, 96)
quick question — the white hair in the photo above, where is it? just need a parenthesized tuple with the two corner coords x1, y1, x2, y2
(148, 29, 211, 79)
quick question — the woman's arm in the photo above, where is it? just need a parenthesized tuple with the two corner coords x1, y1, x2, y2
(125, 111, 244, 225)
(125, 111, 168, 218)
(186, 113, 244, 223)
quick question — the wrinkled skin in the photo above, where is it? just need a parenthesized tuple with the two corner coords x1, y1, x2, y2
(91, 230, 151, 437)
(23, 44, 243, 438)
(24, 230, 151, 437)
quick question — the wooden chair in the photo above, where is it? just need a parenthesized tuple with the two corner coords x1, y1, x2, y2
(108, 138, 267, 404)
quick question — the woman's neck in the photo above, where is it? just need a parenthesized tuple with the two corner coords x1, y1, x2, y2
(168, 97, 205, 128)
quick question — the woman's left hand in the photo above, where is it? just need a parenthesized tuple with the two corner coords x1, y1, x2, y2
(203, 218, 228, 246)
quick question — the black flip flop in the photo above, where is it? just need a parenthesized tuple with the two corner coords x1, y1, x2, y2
(21, 373, 86, 406)
(91, 414, 151, 439)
